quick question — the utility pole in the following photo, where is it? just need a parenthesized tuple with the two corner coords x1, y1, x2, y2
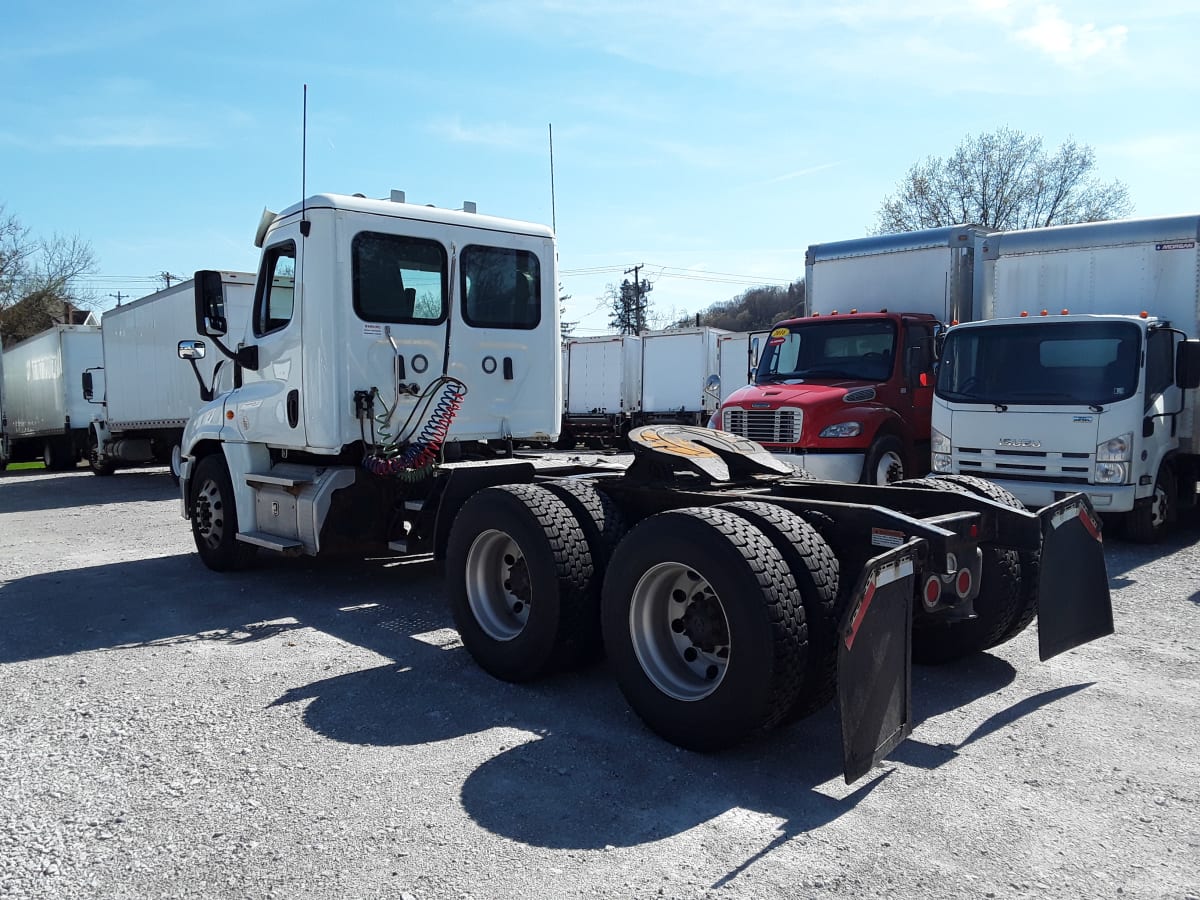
(108, 291, 128, 307)
(158, 271, 184, 289)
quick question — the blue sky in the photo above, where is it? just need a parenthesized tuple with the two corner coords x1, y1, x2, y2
(3, 1, 1198, 334)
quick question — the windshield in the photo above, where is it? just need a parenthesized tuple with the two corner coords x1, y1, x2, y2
(937, 320, 1141, 406)
(756, 319, 897, 383)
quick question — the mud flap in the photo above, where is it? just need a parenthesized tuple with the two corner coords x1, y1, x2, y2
(837, 541, 922, 784)
(1035, 495, 1113, 661)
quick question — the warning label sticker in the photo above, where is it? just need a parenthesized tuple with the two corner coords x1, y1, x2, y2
(363, 323, 384, 338)
(871, 528, 906, 549)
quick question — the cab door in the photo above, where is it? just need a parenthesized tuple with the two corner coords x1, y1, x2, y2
(231, 233, 306, 449)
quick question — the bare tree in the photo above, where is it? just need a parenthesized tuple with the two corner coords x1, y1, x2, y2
(875, 128, 1133, 233)
(0, 204, 98, 346)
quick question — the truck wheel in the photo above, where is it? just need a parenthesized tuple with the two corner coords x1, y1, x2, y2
(88, 432, 116, 477)
(601, 507, 807, 751)
(189, 453, 256, 572)
(169, 444, 183, 486)
(42, 439, 72, 471)
(718, 501, 840, 718)
(446, 484, 594, 682)
(1123, 464, 1176, 544)
(861, 435, 906, 485)
(929, 474, 1039, 647)
(893, 477, 1022, 664)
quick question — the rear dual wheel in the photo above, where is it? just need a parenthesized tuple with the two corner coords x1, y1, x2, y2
(601, 507, 808, 751)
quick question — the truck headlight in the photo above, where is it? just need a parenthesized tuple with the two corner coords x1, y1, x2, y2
(1096, 433, 1132, 462)
(819, 422, 861, 438)
(932, 453, 952, 472)
(1095, 462, 1128, 484)
(931, 427, 951, 455)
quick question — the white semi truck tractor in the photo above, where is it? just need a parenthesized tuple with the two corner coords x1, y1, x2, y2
(176, 191, 1114, 782)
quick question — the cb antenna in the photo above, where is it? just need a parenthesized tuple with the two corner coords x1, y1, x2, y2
(300, 84, 310, 236)
(548, 123, 557, 234)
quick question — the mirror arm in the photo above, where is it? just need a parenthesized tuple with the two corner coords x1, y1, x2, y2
(187, 358, 214, 403)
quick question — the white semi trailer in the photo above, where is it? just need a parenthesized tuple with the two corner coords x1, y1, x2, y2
(84, 272, 255, 478)
(932, 214, 1200, 542)
(175, 190, 1113, 782)
(2, 324, 103, 469)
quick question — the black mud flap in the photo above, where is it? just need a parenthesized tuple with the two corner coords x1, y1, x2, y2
(1035, 494, 1114, 661)
(837, 541, 922, 784)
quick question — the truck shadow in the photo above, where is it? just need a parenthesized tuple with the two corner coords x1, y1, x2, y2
(0, 467, 177, 513)
(0, 552, 1097, 861)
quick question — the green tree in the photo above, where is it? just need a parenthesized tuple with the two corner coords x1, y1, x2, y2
(875, 127, 1133, 233)
(607, 275, 652, 335)
(0, 204, 98, 346)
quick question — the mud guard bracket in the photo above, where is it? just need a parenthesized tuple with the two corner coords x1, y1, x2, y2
(1035, 494, 1114, 661)
(837, 540, 923, 784)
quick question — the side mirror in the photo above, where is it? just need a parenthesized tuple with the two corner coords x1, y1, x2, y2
(81, 371, 93, 400)
(1177, 339, 1200, 390)
(195, 270, 228, 337)
(178, 339, 207, 361)
(704, 373, 721, 397)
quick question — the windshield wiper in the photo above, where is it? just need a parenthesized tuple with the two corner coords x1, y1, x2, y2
(1009, 390, 1105, 412)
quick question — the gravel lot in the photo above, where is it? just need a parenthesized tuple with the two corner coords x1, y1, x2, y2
(1, 465, 1199, 900)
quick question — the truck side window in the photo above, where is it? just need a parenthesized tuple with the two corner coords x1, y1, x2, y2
(254, 242, 296, 336)
(352, 232, 447, 324)
(1145, 329, 1174, 409)
(461, 246, 541, 330)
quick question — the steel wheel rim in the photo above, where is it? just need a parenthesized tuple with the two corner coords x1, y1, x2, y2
(1150, 483, 1168, 528)
(628, 561, 730, 701)
(194, 477, 226, 549)
(171, 445, 183, 479)
(464, 529, 530, 641)
(875, 450, 904, 485)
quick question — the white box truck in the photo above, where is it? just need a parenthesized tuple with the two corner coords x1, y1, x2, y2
(2, 324, 103, 469)
(84, 272, 255, 478)
(932, 214, 1200, 541)
(640, 326, 727, 425)
(716, 330, 768, 405)
(559, 333, 642, 448)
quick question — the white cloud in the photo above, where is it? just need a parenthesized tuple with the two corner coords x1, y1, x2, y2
(1015, 5, 1128, 66)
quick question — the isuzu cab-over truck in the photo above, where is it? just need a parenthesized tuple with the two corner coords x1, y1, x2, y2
(713, 226, 990, 485)
(176, 191, 1112, 782)
(932, 215, 1200, 542)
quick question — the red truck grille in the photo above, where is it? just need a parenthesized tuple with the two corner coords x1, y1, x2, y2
(724, 407, 803, 444)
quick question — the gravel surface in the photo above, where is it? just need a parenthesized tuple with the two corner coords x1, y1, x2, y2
(1, 465, 1198, 900)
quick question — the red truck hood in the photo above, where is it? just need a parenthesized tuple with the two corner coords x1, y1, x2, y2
(724, 380, 866, 407)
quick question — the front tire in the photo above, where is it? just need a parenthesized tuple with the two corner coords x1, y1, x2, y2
(446, 484, 595, 682)
(189, 453, 255, 571)
(1124, 464, 1176, 544)
(601, 507, 807, 751)
(861, 435, 906, 485)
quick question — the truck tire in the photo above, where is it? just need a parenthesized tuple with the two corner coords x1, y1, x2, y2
(1123, 463, 1176, 544)
(718, 501, 840, 718)
(42, 439, 72, 471)
(189, 453, 256, 572)
(861, 435, 906, 485)
(600, 507, 807, 751)
(929, 474, 1039, 647)
(892, 477, 1022, 664)
(543, 478, 627, 661)
(446, 484, 595, 682)
(169, 444, 183, 486)
(88, 432, 116, 477)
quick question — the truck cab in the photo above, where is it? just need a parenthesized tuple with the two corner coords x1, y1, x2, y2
(932, 312, 1200, 541)
(711, 310, 938, 484)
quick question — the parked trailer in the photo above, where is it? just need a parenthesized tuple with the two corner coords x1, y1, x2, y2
(559, 333, 643, 448)
(933, 214, 1200, 542)
(84, 272, 255, 478)
(2, 324, 103, 469)
(0, 342, 9, 469)
(640, 326, 727, 425)
(713, 226, 991, 486)
(716, 330, 768, 405)
(177, 192, 1113, 783)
